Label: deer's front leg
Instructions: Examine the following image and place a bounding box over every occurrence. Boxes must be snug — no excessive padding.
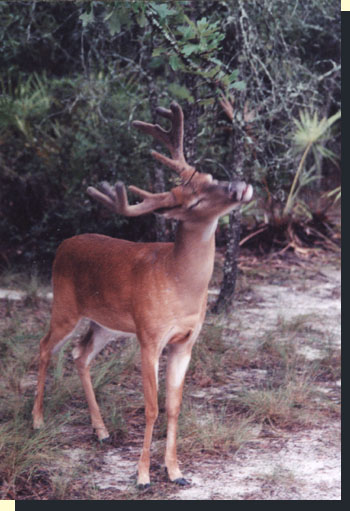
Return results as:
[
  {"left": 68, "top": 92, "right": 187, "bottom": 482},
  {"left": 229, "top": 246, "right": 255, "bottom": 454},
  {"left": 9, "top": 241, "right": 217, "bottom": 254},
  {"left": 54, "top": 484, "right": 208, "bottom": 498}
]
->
[
  {"left": 138, "top": 343, "right": 160, "bottom": 487},
  {"left": 165, "top": 341, "right": 193, "bottom": 485}
]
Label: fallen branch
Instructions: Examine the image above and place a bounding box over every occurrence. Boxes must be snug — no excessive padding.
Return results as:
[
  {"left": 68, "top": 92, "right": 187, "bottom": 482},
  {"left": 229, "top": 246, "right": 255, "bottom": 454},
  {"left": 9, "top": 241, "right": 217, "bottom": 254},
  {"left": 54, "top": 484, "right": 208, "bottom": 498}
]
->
[{"left": 239, "top": 226, "right": 268, "bottom": 247}]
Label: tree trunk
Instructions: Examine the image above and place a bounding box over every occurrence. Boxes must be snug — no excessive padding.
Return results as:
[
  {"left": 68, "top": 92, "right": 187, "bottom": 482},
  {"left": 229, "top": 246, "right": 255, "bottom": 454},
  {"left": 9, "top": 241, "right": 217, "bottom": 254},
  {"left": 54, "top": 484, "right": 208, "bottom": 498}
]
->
[
  {"left": 212, "top": 210, "right": 241, "bottom": 314},
  {"left": 213, "top": 112, "right": 245, "bottom": 314}
]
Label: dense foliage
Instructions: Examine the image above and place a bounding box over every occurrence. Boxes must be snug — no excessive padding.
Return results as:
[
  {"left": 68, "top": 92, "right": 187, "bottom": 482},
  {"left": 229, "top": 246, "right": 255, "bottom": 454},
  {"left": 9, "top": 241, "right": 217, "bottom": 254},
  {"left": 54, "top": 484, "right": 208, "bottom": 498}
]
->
[{"left": 0, "top": 0, "right": 340, "bottom": 272}]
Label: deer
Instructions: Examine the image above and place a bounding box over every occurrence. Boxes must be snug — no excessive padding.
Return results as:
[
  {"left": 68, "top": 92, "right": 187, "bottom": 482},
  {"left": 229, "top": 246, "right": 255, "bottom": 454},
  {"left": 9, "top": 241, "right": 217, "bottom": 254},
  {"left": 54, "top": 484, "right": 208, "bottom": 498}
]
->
[{"left": 32, "top": 101, "right": 253, "bottom": 488}]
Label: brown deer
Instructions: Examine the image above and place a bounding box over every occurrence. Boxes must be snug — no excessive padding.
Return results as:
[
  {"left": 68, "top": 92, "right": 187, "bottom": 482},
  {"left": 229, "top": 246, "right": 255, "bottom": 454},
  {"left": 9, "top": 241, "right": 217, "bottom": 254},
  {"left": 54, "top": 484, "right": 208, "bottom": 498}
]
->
[{"left": 32, "top": 102, "right": 253, "bottom": 487}]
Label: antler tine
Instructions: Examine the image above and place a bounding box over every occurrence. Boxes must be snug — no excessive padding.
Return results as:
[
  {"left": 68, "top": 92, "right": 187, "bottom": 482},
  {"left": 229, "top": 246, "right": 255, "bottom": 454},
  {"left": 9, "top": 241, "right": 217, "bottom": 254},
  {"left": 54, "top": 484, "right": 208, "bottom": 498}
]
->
[
  {"left": 87, "top": 182, "right": 177, "bottom": 217},
  {"left": 132, "top": 101, "right": 195, "bottom": 180},
  {"left": 155, "top": 103, "right": 184, "bottom": 159},
  {"left": 87, "top": 182, "right": 119, "bottom": 213}
]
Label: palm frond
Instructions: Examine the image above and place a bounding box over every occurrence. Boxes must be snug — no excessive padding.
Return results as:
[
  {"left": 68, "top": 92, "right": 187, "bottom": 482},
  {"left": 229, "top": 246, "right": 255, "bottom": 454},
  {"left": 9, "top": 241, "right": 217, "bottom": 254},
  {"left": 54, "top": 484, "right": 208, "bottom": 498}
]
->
[{"left": 292, "top": 109, "right": 340, "bottom": 150}]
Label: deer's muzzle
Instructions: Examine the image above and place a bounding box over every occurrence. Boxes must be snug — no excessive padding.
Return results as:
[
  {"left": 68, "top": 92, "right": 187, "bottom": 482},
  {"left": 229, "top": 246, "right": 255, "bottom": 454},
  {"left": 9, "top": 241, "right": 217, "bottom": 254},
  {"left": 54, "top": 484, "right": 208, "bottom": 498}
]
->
[{"left": 229, "top": 181, "right": 253, "bottom": 203}]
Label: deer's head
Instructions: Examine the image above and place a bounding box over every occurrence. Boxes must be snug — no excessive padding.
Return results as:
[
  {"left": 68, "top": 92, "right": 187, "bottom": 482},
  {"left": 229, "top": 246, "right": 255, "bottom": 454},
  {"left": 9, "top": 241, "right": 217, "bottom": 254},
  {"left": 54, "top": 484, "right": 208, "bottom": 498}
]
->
[{"left": 87, "top": 102, "right": 253, "bottom": 223}]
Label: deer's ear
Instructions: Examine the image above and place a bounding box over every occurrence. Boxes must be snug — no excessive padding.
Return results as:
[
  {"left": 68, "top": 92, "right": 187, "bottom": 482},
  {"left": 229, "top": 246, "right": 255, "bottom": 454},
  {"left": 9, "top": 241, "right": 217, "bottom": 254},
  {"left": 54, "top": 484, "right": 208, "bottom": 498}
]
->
[{"left": 153, "top": 188, "right": 184, "bottom": 219}]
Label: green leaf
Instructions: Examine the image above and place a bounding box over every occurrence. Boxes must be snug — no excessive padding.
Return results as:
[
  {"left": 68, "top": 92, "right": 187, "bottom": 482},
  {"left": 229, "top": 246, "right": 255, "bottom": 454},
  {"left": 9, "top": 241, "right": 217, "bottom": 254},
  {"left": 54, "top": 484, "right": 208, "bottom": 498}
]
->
[
  {"left": 325, "top": 110, "right": 341, "bottom": 129},
  {"left": 149, "top": 56, "right": 164, "bottom": 69},
  {"left": 150, "top": 2, "right": 177, "bottom": 19},
  {"left": 198, "top": 98, "right": 215, "bottom": 107},
  {"left": 203, "top": 65, "right": 221, "bottom": 78},
  {"left": 230, "top": 80, "right": 246, "bottom": 91},
  {"left": 130, "top": 2, "right": 146, "bottom": 14},
  {"left": 169, "top": 55, "right": 181, "bottom": 71},
  {"left": 197, "top": 17, "right": 208, "bottom": 30},
  {"left": 105, "top": 10, "right": 121, "bottom": 36},
  {"left": 177, "top": 25, "right": 197, "bottom": 40},
  {"left": 228, "top": 70, "right": 239, "bottom": 82},
  {"left": 152, "top": 47, "right": 165, "bottom": 57},
  {"left": 219, "top": 214, "right": 230, "bottom": 226},
  {"left": 210, "top": 57, "right": 224, "bottom": 66},
  {"left": 168, "top": 83, "right": 194, "bottom": 104},
  {"left": 182, "top": 43, "right": 199, "bottom": 57},
  {"left": 136, "top": 12, "right": 147, "bottom": 28},
  {"left": 79, "top": 11, "right": 94, "bottom": 28}
]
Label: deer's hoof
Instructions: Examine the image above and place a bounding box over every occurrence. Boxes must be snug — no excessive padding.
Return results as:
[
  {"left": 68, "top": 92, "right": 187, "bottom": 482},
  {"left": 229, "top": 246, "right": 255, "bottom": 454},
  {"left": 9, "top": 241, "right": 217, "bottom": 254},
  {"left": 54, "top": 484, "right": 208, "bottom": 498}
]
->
[
  {"left": 172, "top": 477, "right": 190, "bottom": 486},
  {"left": 93, "top": 428, "right": 110, "bottom": 443},
  {"left": 33, "top": 417, "right": 44, "bottom": 429},
  {"left": 137, "top": 483, "right": 151, "bottom": 490},
  {"left": 96, "top": 435, "right": 111, "bottom": 445}
]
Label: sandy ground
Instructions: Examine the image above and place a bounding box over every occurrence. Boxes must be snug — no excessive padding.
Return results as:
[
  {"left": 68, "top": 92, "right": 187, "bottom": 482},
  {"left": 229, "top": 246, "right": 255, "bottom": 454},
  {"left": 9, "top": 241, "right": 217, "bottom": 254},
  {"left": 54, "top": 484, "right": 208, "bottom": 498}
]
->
[{"left": 74, "top": 418, "right": 340, "bottom": 500}]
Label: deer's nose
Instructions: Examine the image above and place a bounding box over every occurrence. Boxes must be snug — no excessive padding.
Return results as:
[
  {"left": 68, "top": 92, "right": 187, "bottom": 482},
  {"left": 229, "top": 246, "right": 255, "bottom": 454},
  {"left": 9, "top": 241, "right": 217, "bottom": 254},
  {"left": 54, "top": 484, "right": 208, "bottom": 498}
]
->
[
  {"left": 228, "top": 181, "right": 245, "bottom": 200},
  {"left": 242, "top": 183, "right": 253, "bottom": 202},
  {"left": 227, "top": 181, "right": 253, "bottom": 202}
]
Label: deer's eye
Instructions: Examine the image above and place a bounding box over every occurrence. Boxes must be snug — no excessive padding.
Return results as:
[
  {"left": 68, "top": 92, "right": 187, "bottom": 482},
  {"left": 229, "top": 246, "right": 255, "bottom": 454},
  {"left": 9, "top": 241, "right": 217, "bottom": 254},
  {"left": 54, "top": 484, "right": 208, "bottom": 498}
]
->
[{"left": 188, "top": 198, "right": 205, "bottom": 210}]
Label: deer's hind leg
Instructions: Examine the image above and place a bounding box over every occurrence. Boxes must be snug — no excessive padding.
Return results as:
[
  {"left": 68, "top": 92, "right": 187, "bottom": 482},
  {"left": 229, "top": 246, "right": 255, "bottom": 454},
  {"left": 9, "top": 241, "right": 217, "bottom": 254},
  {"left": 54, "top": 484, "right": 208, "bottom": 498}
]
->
[
  {"left": 72, "top": 321, "right": 114, "bottom": 441},
  {"left": 32, "top": 315, "right": 80, "bottom": 429}
]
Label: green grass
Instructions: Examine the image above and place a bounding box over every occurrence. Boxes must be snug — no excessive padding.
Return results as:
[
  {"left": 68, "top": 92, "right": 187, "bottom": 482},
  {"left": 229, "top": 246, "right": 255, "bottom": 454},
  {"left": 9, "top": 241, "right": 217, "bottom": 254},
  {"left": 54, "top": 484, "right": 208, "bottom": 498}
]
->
[{"left": 176, "top": 402, "right": 258, "bottom": 455}]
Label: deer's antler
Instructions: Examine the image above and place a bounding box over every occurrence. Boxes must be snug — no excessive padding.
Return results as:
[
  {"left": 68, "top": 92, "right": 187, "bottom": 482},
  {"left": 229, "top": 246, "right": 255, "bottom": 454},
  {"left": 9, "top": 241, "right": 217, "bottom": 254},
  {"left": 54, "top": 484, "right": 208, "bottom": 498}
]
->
[
  {"left": 87, "top": 181, "right": 178, "bottom": 217},
  {"left": 132, "top": 101, "right": 195, "bottom": 181}
]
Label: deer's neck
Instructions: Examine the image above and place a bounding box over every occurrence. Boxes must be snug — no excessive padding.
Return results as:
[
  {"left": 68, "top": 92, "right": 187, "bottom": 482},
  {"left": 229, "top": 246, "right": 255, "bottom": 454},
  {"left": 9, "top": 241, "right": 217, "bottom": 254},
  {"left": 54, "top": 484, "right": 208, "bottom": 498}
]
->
[{"left": 170, "top": 219, "right": 217, "bottom": 292}]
